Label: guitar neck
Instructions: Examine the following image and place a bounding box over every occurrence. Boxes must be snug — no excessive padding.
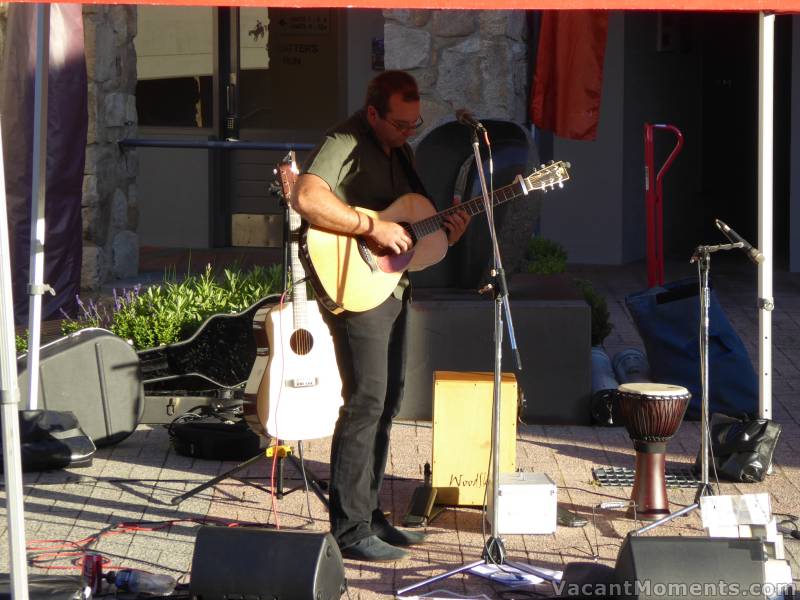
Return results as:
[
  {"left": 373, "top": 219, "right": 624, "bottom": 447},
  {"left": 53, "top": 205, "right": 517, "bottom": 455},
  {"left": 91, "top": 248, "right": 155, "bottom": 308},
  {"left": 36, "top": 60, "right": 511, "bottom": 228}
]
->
[
  {"left": 406, "top": 161, "right": 569, "bottom": 242},
  {"left": 289, "top": 205, "right": 309, "bottom": 328},
  {"left": 408, "top": 179, "right": 526, "bottom": 241}
]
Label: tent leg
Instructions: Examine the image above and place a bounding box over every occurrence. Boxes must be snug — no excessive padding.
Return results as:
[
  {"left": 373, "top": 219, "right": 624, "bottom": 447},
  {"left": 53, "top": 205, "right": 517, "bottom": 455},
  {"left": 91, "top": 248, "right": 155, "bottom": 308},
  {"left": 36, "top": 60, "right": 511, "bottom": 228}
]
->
[
  {"left": 0, "top": 116, "right": 32, "bottom": 600},
  {"left": 25, "top": 3, "right": 52, "bottom": 412},
  {"left": 758, "top": 11, "right": 774, "bottom": 422}
]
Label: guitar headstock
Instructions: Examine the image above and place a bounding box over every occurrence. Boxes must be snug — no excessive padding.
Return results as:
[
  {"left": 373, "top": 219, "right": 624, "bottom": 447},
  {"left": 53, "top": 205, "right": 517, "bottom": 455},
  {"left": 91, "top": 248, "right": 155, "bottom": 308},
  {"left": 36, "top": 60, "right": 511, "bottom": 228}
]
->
[
  {"left": 276, "top": 151, "right": 300, "bottom": 201},
  {"left": 525, "top": 161, "right": 571, "bottom": 193}
]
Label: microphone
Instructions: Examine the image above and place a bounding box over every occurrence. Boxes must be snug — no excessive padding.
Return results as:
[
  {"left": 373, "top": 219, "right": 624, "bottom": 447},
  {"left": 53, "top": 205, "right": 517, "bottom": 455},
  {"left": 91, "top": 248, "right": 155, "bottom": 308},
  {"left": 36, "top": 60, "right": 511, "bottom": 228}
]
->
[
  {"left": 455, "top": 108, "right": 485, "bottom": 131},
  {"left": 715, "top": 219, "right": 765, "bottom": 264}
]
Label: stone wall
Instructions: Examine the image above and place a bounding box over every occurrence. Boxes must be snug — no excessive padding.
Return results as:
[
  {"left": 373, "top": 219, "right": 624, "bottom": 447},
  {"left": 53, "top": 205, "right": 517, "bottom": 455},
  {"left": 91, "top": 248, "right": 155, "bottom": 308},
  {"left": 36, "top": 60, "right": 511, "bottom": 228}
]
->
[
  {"left": 383, "top": 9, "right": 529, "bottom": 132},
  {"left": 82, "top": 5, "right": 139, "bottom": 289}
]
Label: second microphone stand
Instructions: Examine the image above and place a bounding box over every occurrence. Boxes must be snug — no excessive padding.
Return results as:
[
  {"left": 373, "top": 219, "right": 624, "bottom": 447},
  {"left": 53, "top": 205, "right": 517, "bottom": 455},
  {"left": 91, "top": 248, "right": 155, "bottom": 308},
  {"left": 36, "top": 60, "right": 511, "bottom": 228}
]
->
[{"left": 634, "top": 240, "right": 742, "bottom": 535}]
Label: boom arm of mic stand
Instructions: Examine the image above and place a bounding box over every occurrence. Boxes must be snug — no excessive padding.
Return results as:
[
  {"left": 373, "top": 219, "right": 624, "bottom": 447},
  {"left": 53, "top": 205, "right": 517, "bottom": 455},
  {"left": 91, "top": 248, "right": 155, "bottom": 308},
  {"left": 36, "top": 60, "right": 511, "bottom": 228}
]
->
[{"left": 690, "top": 242, "right": 743, "bottom": 262}]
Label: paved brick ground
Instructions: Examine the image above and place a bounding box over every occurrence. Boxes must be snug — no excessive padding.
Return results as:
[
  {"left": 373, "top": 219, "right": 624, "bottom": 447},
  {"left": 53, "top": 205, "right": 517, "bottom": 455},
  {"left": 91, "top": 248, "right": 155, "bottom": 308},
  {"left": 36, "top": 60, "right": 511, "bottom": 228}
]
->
[{"left": 2, "top": 256, "right": 800, "bottom": 599}]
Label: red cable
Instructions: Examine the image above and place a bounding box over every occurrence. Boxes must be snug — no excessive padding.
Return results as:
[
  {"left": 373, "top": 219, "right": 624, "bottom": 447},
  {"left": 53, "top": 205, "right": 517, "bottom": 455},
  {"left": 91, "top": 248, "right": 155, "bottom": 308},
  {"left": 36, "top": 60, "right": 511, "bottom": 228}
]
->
[{"left": 27, "top": 517, "right": 266, "bottom": 571}]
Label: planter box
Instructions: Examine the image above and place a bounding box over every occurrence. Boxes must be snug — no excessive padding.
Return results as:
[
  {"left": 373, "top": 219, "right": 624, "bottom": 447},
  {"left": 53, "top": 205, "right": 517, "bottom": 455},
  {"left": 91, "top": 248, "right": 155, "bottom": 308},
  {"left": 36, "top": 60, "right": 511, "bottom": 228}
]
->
[{"left": 401, "top": 275, "right": 591, "bottom": 425}]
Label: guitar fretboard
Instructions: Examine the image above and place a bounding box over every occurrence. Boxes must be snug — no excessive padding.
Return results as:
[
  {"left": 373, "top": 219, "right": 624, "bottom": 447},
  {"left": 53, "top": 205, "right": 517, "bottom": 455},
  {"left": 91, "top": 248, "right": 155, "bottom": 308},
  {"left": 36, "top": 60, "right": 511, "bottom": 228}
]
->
[
  {"left": 278, "top": 154, "right": 310, "bottom": 331},
  {"left": 405, "top": 161, "right": 569, "bottom": 241},
  {"left": 289, "top": 208, "right": 308, "bottom": 329}
]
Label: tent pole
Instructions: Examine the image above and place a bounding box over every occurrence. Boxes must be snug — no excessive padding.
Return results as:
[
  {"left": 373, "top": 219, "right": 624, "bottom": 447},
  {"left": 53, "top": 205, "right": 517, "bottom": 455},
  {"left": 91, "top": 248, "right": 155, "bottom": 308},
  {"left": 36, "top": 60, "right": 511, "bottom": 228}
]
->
[
  {"left": 25, "top": 3, "right": 51, "bottom": 412},
  {"left": 758, "top": 12, "right": 774, "bottom": 421},
  {"left": 0, "top": 117, "right": 31, "bottom": 600}
]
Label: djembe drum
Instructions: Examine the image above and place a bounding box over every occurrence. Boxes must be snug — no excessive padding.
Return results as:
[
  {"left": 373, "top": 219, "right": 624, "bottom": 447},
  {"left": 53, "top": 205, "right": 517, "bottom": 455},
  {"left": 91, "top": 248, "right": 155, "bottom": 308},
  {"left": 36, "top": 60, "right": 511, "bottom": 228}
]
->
[{"left": 616, "top": 383, "right": 691, "bottom": 520}]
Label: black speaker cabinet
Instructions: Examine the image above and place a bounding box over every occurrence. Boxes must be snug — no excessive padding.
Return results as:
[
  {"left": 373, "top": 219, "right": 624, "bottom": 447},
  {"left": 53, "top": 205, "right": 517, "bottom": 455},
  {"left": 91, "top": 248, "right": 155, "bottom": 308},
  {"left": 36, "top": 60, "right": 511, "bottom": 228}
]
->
[
  {"left": 190, "top": 527, "right": 345, "bottom": 600},
  {"left": 615, "top": 536, "right": 767, "bottom": 600},
  {"left": 401, "top": 288, "right": 591, "bottom": 424}
]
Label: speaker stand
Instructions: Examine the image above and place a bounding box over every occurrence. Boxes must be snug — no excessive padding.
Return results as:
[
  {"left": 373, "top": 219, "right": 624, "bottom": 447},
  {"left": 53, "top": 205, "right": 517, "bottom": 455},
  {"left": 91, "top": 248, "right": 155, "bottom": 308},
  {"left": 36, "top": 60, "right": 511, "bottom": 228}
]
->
[{"left": 170, "top": 441, "right": 329, "bottom": 509}]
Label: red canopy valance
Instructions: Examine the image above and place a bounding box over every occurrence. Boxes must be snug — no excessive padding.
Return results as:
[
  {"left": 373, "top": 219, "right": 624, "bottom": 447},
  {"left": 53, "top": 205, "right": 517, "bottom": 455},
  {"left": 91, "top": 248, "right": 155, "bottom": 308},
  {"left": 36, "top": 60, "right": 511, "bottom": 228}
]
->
[{"left": 4, "top": 0, "right": 799, "bottom": 9}]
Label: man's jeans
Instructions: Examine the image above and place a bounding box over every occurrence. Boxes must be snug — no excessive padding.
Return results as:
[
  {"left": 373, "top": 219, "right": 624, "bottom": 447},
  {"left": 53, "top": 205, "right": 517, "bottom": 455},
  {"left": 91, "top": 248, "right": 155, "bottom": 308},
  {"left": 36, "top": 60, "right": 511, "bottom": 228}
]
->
[{"left": 322, "top": 294, "right": 409, "bottom": 548}]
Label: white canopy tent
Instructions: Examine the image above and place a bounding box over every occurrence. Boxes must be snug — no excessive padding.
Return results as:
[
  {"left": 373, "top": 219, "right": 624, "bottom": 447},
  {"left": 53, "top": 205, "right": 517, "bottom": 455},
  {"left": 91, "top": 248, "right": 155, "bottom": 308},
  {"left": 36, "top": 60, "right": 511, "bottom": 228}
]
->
[{"left": 0, "top": 4, "right": 789, "bottom": 600}]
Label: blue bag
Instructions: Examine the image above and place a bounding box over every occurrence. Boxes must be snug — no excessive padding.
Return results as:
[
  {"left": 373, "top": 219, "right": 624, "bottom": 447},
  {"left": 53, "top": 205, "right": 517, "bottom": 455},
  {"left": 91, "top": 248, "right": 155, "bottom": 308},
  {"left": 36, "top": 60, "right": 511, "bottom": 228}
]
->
[{"left": 625, "top": 278, "right": 757, "bottom": 419}]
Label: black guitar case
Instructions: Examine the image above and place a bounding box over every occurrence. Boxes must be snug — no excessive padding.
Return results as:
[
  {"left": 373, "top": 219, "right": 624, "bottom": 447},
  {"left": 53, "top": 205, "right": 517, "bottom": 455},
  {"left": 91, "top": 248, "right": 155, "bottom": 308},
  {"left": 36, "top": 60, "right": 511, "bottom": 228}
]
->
[
  {"left": 138, "top": 295, "right": 278, "bottom": 391},
  {"left": 17, "top": 328, "right": 144, "bottom": 446}
]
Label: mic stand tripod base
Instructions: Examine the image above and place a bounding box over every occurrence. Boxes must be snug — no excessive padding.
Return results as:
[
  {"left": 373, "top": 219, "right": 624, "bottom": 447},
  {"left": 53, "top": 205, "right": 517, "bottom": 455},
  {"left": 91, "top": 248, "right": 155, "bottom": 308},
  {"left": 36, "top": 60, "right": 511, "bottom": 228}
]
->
[{"left": 695, "top": 481, "right": 714, "bottom": 504}]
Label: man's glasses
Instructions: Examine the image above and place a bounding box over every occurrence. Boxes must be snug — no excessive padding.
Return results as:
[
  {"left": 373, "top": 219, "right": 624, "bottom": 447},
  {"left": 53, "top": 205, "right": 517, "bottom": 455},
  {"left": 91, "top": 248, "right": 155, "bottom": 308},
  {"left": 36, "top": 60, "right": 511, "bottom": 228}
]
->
[{"left": 382, "top": 114, "right": 424, "bottom": 133}]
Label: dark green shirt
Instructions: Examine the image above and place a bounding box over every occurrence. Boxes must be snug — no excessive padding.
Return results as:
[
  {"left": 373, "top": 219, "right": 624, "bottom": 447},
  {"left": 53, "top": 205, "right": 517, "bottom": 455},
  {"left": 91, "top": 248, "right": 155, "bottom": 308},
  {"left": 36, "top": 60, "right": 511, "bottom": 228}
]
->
[
  {"left": 303, "top": 109, "right": 419, "bottom": 300},
  {"left": 303, "top": 109, "right": 416, "bottom": 210}
]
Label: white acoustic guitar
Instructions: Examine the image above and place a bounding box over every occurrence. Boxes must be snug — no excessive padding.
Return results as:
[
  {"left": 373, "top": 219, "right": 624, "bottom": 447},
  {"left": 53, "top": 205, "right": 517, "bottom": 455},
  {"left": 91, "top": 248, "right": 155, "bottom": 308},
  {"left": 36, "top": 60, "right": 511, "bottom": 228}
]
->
[
  {"left": 301, "top": 161, "right": 571, "bottom": 314},
  {"left": 244, "top": 153, "right": 342, "bottom": 441}
]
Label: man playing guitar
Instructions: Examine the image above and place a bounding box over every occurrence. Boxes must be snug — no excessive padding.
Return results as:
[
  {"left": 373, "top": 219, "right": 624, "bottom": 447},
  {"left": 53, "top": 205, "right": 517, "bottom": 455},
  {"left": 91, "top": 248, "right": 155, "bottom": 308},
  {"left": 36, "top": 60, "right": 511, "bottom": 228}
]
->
[{"left": 291, "top": 71, "right": 471, "bottom": 562}]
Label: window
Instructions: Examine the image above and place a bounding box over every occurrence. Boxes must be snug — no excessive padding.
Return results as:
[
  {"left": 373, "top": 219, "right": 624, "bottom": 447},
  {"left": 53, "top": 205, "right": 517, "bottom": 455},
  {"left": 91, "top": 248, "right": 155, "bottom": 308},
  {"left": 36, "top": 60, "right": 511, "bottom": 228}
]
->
[
  {"left": 135, "top": 6, "right": 214, "bottom": 128},
  {"left": 238, "top": 8, "right": 342, "bottom": 131}
]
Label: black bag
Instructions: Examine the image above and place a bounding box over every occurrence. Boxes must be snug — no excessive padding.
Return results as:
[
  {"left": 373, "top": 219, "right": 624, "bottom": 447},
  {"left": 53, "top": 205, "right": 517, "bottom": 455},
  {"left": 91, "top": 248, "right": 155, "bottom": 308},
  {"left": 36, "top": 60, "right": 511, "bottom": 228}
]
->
[
  {"left": 0, "top": 574, "right": 86, "bottom": 600},
  {"left": 695, "top": 413, "right": 782, "bottom": 483},
  {"left": 0, "top": 410, "right": 95, "bottom": 472},
  {"left": 625, "top": 279, "right": 758, "bottom": 419},
  {"left": 168, "top": 409, "right": 260, "bottom": 461}
]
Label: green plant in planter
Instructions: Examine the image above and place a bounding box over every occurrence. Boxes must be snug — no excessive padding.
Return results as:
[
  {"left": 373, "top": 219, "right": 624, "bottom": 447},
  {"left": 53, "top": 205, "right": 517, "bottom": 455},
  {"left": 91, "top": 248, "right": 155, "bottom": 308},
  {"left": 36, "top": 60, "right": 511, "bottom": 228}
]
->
[
  {"left": 574, "top": 278, "right": 613, "bottom": 346},
  {"left": 15, "top": 334, "right": 27, "bottom": 355},
  {"left": 61, "top": 263, "right": 282, "bottom": 350},
  {"left": 525, "top": 237, "right": 568, "bottom": 275},
  {"left": 523, "top": 236, "right": 613, "bottom": 346}
]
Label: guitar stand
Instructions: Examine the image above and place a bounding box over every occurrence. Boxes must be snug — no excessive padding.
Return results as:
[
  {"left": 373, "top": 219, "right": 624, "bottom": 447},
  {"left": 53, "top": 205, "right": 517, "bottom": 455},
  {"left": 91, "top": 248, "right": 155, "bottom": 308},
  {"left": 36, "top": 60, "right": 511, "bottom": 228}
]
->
[
  {"left": 170, "top": 441, "right": 329, "bottom": 509},
  {"left": 268, "top": 443, "right": 330, "bottom": 507}
]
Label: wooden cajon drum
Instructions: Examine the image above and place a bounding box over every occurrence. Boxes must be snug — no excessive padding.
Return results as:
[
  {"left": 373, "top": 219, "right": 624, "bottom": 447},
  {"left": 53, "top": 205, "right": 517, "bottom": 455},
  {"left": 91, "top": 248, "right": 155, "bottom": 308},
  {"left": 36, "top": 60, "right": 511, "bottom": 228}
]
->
[{"left": 432, "top": 371, "right": 517, "bottom": 506}]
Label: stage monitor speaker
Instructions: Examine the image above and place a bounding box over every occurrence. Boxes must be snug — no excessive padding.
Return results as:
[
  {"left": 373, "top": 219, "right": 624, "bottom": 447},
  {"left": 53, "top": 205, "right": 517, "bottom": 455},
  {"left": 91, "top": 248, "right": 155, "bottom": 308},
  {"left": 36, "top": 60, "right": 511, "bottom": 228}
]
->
[
  {"left": 190, "top": 526, "right": 345, "bottom": 600},
  {"left": 615, "top": 536, "right": 767, "bottom": 600}
]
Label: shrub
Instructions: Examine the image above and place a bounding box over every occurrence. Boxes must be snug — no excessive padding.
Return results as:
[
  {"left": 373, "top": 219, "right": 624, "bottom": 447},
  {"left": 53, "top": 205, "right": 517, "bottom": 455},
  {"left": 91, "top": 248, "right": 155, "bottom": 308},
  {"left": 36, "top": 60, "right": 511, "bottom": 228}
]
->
[
  {"left": 525, "top": 237, "right": 568, "bottom": 275},
  {"left": 16, "top": 334, "right": 27, "bottom": 355},
  {"left": 61, "top": 263, "right": 282, "bottom": 350},
  {"left": 574, "top": 278, "right": 613, "bottom": 346}
]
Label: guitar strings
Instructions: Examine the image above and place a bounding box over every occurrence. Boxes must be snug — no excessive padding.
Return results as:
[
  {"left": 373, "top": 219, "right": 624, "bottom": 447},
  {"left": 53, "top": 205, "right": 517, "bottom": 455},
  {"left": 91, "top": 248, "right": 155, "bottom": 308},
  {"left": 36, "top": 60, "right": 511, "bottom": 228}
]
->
[{"left": 406, "top": 166, "right": 559, "bottom": 239}]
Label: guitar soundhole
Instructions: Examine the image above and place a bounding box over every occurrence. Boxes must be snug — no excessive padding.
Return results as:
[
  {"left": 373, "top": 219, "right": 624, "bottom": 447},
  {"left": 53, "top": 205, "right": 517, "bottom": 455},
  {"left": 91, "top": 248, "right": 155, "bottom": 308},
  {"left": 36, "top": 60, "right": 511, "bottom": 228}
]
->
[{"left": 290, "top": 329, "right": 314, "bottom": 355}]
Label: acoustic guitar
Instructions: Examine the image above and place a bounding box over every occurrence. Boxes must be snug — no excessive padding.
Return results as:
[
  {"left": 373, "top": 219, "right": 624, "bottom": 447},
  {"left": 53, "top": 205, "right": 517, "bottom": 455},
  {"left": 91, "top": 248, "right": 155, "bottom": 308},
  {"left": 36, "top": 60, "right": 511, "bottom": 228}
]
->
[
  {"left": 301, "top": 161, "right": 571, "bottom": 314},
  {"left": 244, "top": 153, "right": 342, "bottom": 441}
]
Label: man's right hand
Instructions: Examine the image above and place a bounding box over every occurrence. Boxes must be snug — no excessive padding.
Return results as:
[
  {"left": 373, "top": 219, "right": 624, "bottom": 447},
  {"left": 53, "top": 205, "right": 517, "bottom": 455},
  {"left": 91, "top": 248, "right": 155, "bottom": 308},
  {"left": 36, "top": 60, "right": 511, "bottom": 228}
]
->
[{"left": 368, "top": 219, "right": 414, "bottom": 255}]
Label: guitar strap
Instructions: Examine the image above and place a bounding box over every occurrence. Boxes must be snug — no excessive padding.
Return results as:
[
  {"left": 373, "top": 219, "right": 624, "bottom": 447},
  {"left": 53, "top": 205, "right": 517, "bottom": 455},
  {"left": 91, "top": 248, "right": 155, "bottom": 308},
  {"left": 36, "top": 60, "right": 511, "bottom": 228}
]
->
[{"left": 397, "top": 144, "right": 430, "bottom": 198}]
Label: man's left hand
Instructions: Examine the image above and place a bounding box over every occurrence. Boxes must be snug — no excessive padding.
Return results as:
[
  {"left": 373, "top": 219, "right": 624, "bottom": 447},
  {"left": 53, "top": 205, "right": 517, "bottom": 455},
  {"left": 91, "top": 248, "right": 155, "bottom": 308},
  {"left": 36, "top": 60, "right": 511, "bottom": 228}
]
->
[{"left": 443, "top": 196, "right": 471, "bottom": 247}]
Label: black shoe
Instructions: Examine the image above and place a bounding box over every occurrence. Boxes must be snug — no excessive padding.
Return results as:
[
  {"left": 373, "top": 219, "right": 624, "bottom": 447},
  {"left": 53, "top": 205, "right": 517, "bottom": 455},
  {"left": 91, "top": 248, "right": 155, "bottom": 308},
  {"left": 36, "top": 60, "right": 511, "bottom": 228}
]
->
[
  {"left": 372, "top": 512, "right": 426, "bottom": 546},
  {"left": 340, "top": 535, "right": 408, "bottom": 562}
]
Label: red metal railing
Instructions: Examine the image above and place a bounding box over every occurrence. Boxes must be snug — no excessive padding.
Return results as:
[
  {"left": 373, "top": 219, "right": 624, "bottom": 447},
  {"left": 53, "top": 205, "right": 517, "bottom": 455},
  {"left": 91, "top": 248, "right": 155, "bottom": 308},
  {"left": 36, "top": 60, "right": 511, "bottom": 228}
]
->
[{"left": 644, "top": 123, "right": 684, "bottom": 287}]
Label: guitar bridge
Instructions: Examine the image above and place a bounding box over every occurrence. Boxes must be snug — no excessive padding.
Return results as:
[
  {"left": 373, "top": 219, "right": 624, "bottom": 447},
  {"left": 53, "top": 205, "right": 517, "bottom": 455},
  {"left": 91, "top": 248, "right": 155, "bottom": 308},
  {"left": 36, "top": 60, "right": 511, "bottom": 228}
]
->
[{"left": 287, "top": 376, "right": 318, "bottom": 388}]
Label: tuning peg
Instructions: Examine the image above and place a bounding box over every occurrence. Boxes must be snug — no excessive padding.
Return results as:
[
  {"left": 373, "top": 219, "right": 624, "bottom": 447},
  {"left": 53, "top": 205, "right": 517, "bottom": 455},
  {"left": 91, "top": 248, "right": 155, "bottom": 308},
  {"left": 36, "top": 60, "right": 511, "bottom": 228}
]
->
[
  {"left": 540, "top": 164, "right": 546, "bottom": 169},
  {"left": 547, "top": 160, "right": 554, "bottom": 165},
  {"left": 558, "top": 182, "right": 564, "bottom": 188}
]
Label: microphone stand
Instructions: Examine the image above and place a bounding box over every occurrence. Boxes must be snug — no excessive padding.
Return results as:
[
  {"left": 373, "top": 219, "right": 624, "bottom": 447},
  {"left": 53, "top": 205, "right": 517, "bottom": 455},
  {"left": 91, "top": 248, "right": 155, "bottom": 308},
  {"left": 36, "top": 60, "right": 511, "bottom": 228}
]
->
[
  {"left": 632, "top": 240, "right": 742, "bottom": 536},
  {"left": 398, "top": 126, "right": 553, "bottom": 597}
]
